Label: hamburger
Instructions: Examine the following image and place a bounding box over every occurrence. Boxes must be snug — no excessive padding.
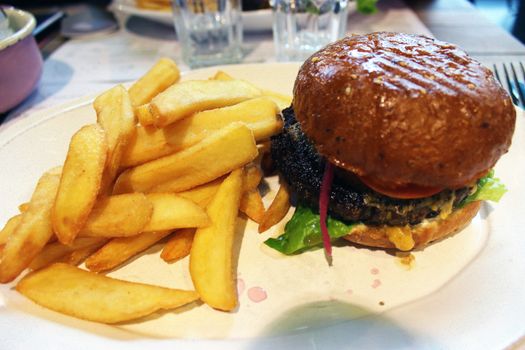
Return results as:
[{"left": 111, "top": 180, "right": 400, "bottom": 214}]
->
[{"left": 265, "top": 32, "right": 516, "bottom": 255}]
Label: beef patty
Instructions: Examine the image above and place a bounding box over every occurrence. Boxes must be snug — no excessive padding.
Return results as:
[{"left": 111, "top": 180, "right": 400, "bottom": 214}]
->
[{"left": 271, "top": 107, "right": 471, "bottom": 226}]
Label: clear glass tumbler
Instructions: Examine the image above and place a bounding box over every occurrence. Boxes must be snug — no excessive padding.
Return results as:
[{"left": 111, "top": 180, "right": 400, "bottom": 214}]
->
[
  {"left": 172, "top": 0, "right": 243, "bottom": 68},
  {"left": 271, "top": 0, "right": 349, "bottom": 61}
]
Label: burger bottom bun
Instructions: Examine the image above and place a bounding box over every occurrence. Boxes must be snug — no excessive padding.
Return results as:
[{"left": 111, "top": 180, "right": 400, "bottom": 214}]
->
[{"left": 343, "top": 201, "right": 482, "bottom": 250}]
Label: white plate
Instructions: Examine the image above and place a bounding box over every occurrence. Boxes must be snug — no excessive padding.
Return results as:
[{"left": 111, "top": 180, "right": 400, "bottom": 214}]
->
[
  {"left": 111, "top": 0, "right": 273, "bottom": 31},
  {"left": 0, "top": 63, "right": 524, "bottom": 350}
]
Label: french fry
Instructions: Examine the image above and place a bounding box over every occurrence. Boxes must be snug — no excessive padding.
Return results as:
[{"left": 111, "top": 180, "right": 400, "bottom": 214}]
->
[
  {"left": 85, "top": 231, "right": 171, "bottom": 272},
  {"left": 143, "top": 193, "right": 209, "bottom": 232},
  {"left": 94, "top": 85, "right": 135, "bottom": 149},
  {"left": 114, "top": 123, "right": 258, "bottom": 194},
  {"left": 258, "top": 184, "right": 291, "bottom": 233},
  {"left": 160, "top": 228, "right": 195, "bottom": 263},
  {"left": 52, "top": 124, "right": 107, "bottom": 245},
  {"left": 190, "top": 168, "right": 243, "bottom": 311},
  {"left": 150, "top": 80, "right": 261, "bottom": 127},
  {"left": 128, "top": 57, "right": 180, "bottom": 109},
  {"left": 29, "top": 237, "right": 105, "bottom": 271},
  {"left": 211, "top": 70, "right": 234, "bottom": 81},
  {"left": 0, "top": 214, "right": 22, "bottom": 245},
  {"left": 243, "top": 163, "right": 263, "bottom": 192},
  {"left": 188, "top": 97, "right": 281, "bottom": 141},
  {"left": 135, "top": 104, "right": 156, "bottom": 126},
  {"left": 120, "top": 125, "right": 207, "bottom": 168},
  {"left": 79, "top": 193, "right": 153, "bottom": 237},
  {"left": 177, "top": 177, "right": 224, "bottom": 208},
  {"left": 239, "top": 190, "right": 265, "bottom": 223},
  {"left": 212, "top": 70, "right": 292, "bottom": 110},
  {"left": 260, "top": 89, "right": 292, "bottom": 111},
  {"left": 121, "top": 97, "right": 280, "bottom": 167},
  {"left": 257, "top": 141, "right": 275, "bottom": 175},
  {"left": 238, "top": 164, "right": 265, "bottom": 222},
  {"left": 58, "top": 240, "right": 108, "bottom": 266},
  {"left": 17, "top": 263, "right": 198, "bottom": 324},
  {"left": 0, "top": 168, "right": 61, "bottom": 283},
  {"left": 94, "top": 85, "right": 135, "bottom": 194}
]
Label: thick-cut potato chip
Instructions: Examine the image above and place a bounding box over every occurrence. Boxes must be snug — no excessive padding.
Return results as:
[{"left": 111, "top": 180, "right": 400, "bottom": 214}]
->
[
  {"left": 29, "top": 237, "right": 105, "bottom": 271},
  {"left": 79, "top": 193, "right": 153, "bottom": 237},
  {"left": 121, "top": 97, "right": 280, "bottom": 167},
  {"left": 85, "top": 230, "right": 171, "bottom": 272},
  {"left": 94, "top": 85, "right": 135, "bottom": 151},
  {"left": 258, "top": 184, "right": 291, "bottom": 233},
  {"left": 239, "top": 190, "right": 265, "bottom": 223},
  {"left": 17, "top": 263, "right": 198, "bottom": 323},
  {"left": 94, "top": 85, "right": 135, "bottom": 194},
  {"left": 58, "top": 240, "right": 107, "bottom": 266},
  {"left": 114, "top": 123, "right": 258, "bottom": 194},
  {"left": 128, "top": 57, "right": 180, "bottom": 108},
  {"left": 211, "top": 70, "right": 234, "bottom": 81},
  {"left": 150, "top": 80, "right": 261, "bottom": 127},
  {"left": 260, "top": 89, "right": 292, "bottom": 111},
  {"left": 238, "top": 164, "right": 264, "bottom": 222},
  {"left": 0, "top": 169, "right": 61, "bottom": 283},
  {"left": 187, "top": 97, "right": 280, "bottom": 141},
  {"left": 52, "top": 124, "right": 107, "bottom": 245},
  {"left": 18, "top": 203, "right": 29, "bottom": 212},
  {"left": 190, "top": 168, "right": 243, "bottom": 311},
  {"left": 143, "top": 194, "right": 209, "bottom": 232},
  {"left": 243, "top": 163, "right": 263, "bottom": 192},
  {"left": 135, "top": 104, "right": 156, "bottom": 126},
  {"left": 0, "top": 214, "right": 22, "bottom": 245},
  {"left": 177, "top": 177, "right": 224, "bottom": 208},
  {"left": 211, "top": 70, "right": 292, "bottom": 111},
  {"left": 258, "top": 141, "right": 275, "bottom": 175},
  {"left": 160, "top": 228, "right": 195, "bottom": 263}
]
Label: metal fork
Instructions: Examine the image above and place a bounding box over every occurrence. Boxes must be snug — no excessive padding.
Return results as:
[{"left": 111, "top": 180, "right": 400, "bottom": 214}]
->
[{"left": 492, "top": 62, "right": 525, "bottom": 109}]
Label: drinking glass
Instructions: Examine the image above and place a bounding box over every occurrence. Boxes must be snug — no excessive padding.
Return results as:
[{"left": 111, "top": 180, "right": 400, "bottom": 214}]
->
[
  {"left": 270, "top": 0, "right": 349, "bottom": 61},
  {"left": 172, "top": 0, "right": 243, "bottom": 68}
]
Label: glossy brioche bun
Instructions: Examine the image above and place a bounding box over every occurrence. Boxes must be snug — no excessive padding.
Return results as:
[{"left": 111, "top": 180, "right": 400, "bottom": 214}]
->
[
  {"left": 343, "top": 201, "right": 481, "bottom": 250},
  {"left": 293, "top": 32, "right": 516, "bottom": 189}
]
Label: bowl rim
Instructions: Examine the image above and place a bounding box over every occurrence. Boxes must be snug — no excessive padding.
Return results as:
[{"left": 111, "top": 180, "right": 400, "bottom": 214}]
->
[{"left": 0, "top": 7, "right": 36, "bottom": 51}]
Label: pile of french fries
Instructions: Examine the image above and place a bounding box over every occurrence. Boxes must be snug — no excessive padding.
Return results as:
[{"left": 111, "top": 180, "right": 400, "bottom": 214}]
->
[{"left": 0, "top": 58, "right": 294, "bottom": 324}]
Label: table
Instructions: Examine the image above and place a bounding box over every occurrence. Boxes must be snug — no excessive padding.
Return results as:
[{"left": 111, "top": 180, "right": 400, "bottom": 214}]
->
[
  {"left": 406, "top": 0, "right": 525, "bottom": 66},
  {"left": 3, "top": 0, "right": 524, "bottom": 124}
]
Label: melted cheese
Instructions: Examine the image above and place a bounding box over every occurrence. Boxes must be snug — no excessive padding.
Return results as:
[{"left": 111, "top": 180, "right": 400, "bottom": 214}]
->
[
  {"left": 386, "top": 226, "right": 415, "bottom": 251},
  {"left": 396, "top": 252, "right": 416, "bottom": 270}
]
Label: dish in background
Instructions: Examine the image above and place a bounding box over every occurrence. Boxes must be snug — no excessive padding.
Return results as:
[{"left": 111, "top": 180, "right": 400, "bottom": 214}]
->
[
  {"left": 0, "top": 63, "right": 523, "bottom": 349},
  {"left": 0, "top": 7, "right": 43, "bottom": 113},
  {"left": 111, "top": 0, "right": 273, "bottom": 31}
]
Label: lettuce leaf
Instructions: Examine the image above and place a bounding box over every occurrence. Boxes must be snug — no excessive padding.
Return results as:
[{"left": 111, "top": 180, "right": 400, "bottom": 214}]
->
[
  {"left": 266, "top": 171, "right": 506, "bottom": 255},
  {"left": 264, "top": 205, "right": 357, "bottom": 255},
  {"left": 459, "top": 170, "right": 507, "bottom": 206}
]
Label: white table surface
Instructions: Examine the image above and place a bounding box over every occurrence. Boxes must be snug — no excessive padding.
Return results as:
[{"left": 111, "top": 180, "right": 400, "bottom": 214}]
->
[{"left": 4, "top": 0, "right": 431, "bottom": 124}]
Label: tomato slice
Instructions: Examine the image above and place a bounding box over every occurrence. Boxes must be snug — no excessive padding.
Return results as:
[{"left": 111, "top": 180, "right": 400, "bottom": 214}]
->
[{"left": 359, "top": 175, "right": 443, "bottom": 199}]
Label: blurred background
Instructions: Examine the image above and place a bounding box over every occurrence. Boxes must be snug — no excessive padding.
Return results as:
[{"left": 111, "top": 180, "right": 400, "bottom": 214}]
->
[{"left": 2, "top": 0, "right": 524, "bottom": 45}]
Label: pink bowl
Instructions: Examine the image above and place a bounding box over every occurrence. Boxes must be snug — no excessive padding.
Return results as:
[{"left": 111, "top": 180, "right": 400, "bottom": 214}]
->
[{"left": 0, "top": 8, "right": 43, "bottom": 113}]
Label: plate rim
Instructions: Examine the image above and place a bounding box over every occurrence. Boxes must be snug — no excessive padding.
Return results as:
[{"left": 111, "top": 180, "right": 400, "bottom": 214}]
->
[{"left": 1, "top": 62, "right": 524, "bottom": 350}]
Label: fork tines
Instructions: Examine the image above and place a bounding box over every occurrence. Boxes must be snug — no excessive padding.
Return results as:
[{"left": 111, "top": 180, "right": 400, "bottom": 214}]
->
[{"left": 493, "top": 62, "right": 525, "bottom": 109}]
